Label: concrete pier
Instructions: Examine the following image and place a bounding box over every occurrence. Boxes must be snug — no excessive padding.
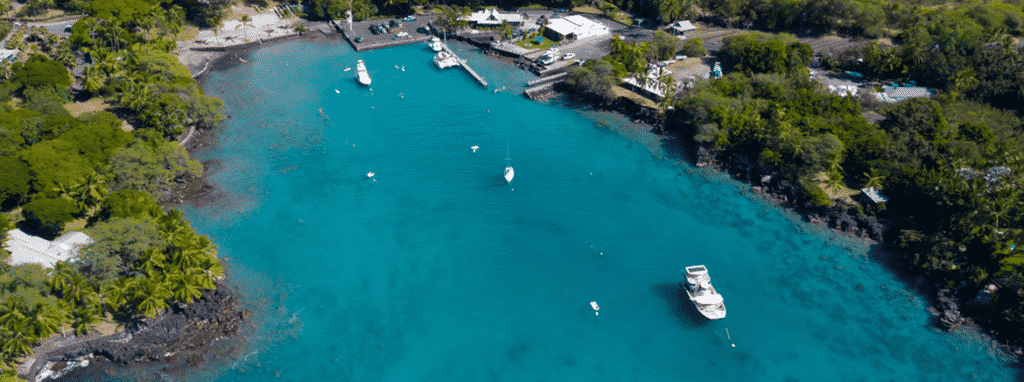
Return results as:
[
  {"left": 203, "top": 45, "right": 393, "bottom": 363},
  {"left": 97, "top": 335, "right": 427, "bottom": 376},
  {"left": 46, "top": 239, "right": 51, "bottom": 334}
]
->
[
  {"left": 526, "top": 72, "right": 568, "bottom": 86},
  {"left": 442, "top": 44, "right": 488, "bottom": 88}
]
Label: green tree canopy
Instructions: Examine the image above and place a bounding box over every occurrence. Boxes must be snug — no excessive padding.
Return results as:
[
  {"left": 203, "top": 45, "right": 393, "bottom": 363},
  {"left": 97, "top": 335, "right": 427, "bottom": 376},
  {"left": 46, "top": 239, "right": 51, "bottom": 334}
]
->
[
  {"left": 58, "top": 120, "right": 133, "bottom": 166},
  {"left": 99, "top": 189, "right": 163, "bottom": 220},
  {"left": 80, "top": 217, "right": 164, "bottom": 283},
  {"left": 0, "top": 157, "right": 31, "bottom": 208},
  {"left": 22, "top": 197, "right": 81, "bottom": 238},
  {"left": 20, "top": 140, "right": 95, "bottom": 196},
  {"left": 107, "top": 138, "right": 202, "bottom": 201},
  {"left": 11, "top": 59, "right": 72, "bottom": 90}
]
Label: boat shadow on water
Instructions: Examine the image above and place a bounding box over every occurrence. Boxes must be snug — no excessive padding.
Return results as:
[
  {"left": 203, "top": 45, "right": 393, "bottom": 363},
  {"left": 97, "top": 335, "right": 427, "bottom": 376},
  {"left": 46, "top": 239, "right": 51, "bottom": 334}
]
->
[{"left": 651, "top": 282, "right": 713, "bottom": 328}]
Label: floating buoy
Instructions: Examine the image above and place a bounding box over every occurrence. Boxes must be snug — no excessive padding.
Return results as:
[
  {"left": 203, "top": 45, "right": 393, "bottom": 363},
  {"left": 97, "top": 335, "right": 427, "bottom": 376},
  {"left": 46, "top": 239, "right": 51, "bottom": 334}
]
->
[{"left": 471, "top": 145, "right": 479, "bottom": 153}]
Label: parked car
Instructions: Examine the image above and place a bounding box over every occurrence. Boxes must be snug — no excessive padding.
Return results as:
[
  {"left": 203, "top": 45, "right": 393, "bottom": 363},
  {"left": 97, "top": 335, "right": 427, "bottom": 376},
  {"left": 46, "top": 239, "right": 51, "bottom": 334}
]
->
[
  {"left": 403, "top": 15, "right": 417, "bottom": 21},
  {"left": 370, "top": 25, "right": 380, "bottom": 34},
  {"left": 354, "top": 36, "right": 364, "bottom": 42},
  {"left": 550, "top": 13, "right": 561, "bottom": 18},
  {"left": 562, "top": 53, "right": 576, "bottom": 60},
  {"left": 389, "top": 19, "right": 401, "bottom": 28}
]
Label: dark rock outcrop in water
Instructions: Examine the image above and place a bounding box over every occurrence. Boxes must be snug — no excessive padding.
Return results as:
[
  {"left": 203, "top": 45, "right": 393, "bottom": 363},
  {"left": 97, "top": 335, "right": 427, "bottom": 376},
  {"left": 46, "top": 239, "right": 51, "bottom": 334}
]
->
[{"left": 24, "top": 285, "right": 246, "bottom": 381}]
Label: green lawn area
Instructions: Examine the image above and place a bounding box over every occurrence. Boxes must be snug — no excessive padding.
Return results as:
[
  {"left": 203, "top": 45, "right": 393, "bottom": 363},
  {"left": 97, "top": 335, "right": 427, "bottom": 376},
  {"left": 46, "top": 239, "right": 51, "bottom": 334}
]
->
[
  {"left": 573, "top": 6, "right": 602, "bottom": 14},
  {"left": 516, "top": 34, "right": 557, "bottom": 50},
  {"left": 606, "top": 11, "right": 634, "bottom": 26}
]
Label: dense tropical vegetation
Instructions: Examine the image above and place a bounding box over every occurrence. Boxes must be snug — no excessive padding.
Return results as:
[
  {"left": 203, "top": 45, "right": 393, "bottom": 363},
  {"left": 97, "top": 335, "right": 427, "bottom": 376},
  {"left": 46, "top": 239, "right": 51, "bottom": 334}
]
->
[{"left": 1, "top": 0, "right": 227, "bottom": 376}]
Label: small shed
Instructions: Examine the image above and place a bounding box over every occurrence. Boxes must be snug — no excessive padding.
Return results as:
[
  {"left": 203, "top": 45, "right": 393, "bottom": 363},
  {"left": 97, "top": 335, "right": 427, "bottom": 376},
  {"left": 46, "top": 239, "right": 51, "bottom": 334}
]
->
[{"left": 668, "top": 21, "right": 697, "bottom": 37}]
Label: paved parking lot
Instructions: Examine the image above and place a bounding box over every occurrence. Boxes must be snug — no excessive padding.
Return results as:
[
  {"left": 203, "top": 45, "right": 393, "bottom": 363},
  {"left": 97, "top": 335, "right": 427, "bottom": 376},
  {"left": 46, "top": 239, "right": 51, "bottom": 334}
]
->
[{"left": 339, "top": 15, "right": 437, "bottom": 51}]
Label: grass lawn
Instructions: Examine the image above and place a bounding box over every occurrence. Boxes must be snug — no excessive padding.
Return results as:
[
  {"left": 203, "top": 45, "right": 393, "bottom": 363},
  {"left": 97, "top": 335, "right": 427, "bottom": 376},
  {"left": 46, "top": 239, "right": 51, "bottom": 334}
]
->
[
  {"left": 573, "top": 6, "right": 602, "bottom": 14},
  {"left": 612, "top": 85, "right": 658, "bottom": 108},
  {"left": 516, "top": 35, "right": 557, "bottom": 50},
  {"left": 607, "top": 11, "right": 634, "bottom": 26},
  {"left": 813, "top": 171, "right": 862, "bottom": 203}
]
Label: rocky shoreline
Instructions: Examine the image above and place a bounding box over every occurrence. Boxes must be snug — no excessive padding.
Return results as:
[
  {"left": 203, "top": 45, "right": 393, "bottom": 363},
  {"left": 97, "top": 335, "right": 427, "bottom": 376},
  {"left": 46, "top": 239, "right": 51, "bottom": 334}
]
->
[{"left": 20, "top": 285, "right": 248, "bottom": 382}]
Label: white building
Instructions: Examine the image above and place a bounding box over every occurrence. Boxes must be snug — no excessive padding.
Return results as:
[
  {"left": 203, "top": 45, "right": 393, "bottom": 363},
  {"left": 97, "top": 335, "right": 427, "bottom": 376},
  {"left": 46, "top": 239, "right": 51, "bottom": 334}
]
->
[
  {"left": 461, "top": 8, "right": 525, "bottom": 26},
  {"left": 4, "top": 229, "right": 93, "bottom": 269},
  {"left": 545, "top": 15, "right": 609, "bottom": 41},
  {"left": 668, "top": 20, "right": 697, "bottom": 37}
]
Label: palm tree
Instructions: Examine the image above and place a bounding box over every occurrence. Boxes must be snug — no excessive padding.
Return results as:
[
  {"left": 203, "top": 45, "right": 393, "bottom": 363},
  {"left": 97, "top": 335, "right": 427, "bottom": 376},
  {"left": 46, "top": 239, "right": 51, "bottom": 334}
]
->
[
  {"left": 0, "top": 298, "right": 26, "bottom": 330},
  {"left": 71, "top": 307, "right": 98, "bottom": 336},
  {"left": 138, "top": 248, "right": 167, "bottom": 277},
  {"left": 83, "top": 66, "right": 104, "bottom": 94},
  {"left": 72, "top": 172, "right": 109, "bottom": 212},
  {"left": 50, "top": 261, "right": 76, "bottom": 293},
  {"left": 51, "top": 181, "right": 78, "bottom": 203},
  {"left": 1, "top": 325, "right": 35, "bottom": 357},
  {"left": 863, "top": 169, "right": 885, "bottom": 189},
  {"left": 240, "top": 15, "right": 252, "bottom": 42},
  {"left": 27, "top": 302, "right": 63, "bottom": 338},
  {"left": 134, "top": 280, "right": 171, "bottom": 318},
  {"left": 103, "top": 278, "right": 134, "bottom": 314}
]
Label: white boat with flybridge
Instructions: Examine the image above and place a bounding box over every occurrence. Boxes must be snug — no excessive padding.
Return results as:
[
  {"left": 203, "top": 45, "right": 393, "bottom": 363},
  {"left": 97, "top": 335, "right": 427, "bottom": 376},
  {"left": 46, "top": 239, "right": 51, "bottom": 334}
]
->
[
  {"left": 434, "top": 51, "right": 459, "bottom": 69},
  {"left": 682, "top": 265, "right": 726, "bottom": 320},
  {"left": 355, "top": 59, "right": 371, "bottom": 85},
  {"left": 428, "top": 36, "right": 443, "bottom": 52}
]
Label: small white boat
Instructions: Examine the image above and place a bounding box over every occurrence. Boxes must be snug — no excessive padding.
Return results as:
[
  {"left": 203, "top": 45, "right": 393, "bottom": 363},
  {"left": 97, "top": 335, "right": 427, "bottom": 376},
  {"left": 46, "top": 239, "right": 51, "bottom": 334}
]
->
[
  {"left": 470, "top": 145, "right": 479, "bottom": 153},
  {"left": 493, "top": 86, "right": 506, "bottom": 93},
  {"left": 590, "top": 301, "right": 599, "bottom": 311},
  {"left": 682, "top": 265, "right": 726, "bottom": 320},
  {"left": 504, "top": 166, "right": 514, "bottom": 183},
  {"left": 401, "top": 65, "right": 405, "bottom": 71},
  {"left": 434, "top": 51, "right": 459, "bottom": 69},
  {"left": 344, "top": 67, "right": 352, "bottom": 71},
  {"left": 395, "top": 64, "right": 400, "bottom": 69},
  {"left": 367, "top": 172, "right": 375, "bottom": 178},
  {"left": 355, "top": 60, "right": 371, "bottom": 86}
]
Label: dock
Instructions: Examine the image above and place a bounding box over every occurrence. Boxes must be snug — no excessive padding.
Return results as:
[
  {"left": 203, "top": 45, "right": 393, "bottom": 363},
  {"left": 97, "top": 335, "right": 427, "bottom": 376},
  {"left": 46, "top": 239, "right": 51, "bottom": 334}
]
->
[
  {"left": 441, "top": 44, "right": 488, "bottom": 88},
  {"left": 526, "top": 72, "right": 568, "bottom": 86}
]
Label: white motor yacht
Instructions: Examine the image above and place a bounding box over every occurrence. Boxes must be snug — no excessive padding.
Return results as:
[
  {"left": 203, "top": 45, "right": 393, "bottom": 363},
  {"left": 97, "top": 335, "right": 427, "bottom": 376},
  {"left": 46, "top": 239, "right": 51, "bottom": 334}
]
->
[
  {"left": 355, "top": 60, "right": 371, "bottom": 85},
  {"left": 682, "top": 265, "right": 726, "bottom": 320},
  {"left": 428, "top": 36, "right": 443, "bottom": 52},
  {"left": 504, "top": 166, "right": 514, "bottom": 183}
]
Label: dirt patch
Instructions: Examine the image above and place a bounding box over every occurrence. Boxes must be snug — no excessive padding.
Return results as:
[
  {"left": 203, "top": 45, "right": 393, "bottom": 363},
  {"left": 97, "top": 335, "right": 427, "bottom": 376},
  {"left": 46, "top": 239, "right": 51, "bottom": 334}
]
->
[{"left": 63, "top": 98, "right": 109, "bottom": 117}]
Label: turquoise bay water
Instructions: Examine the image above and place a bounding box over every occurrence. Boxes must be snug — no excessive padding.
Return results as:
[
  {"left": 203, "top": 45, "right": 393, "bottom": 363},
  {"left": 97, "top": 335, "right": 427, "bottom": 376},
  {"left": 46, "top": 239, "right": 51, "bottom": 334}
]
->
[{"left": 166, "top": 39, "right": 1014, "bottom": 381}]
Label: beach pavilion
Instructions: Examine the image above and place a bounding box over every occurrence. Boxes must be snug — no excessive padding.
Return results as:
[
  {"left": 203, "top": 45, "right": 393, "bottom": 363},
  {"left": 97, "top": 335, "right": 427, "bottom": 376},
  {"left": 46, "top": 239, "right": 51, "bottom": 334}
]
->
[
  {"left": 667, "top": 20, "right": 697, "bottom": 37},
  {"left": 3, "top": 229, "right": 93, "bottom": 269},
  {"left": 461, "top": 8, "right": 525, "bottom": 27}
]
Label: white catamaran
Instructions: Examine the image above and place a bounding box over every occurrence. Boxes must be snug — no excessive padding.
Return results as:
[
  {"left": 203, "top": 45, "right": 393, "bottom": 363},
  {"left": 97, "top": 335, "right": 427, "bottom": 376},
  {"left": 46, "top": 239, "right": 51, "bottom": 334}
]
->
[
  {"left": 355, "top": 59, "right": 371, "bottom": 86},
  {"left": 682, "top": 265, "right": 726, "bottom": 320}
]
